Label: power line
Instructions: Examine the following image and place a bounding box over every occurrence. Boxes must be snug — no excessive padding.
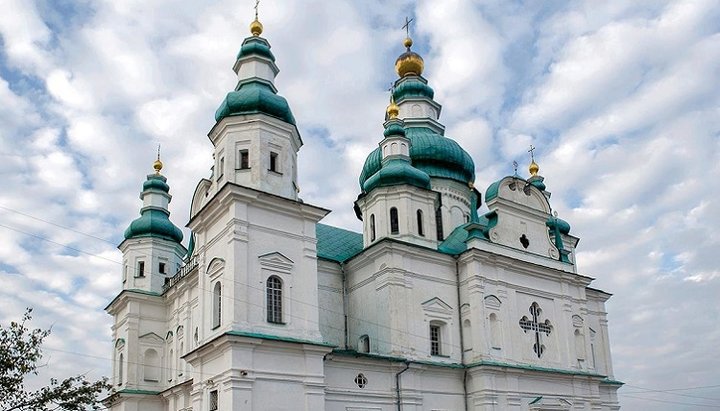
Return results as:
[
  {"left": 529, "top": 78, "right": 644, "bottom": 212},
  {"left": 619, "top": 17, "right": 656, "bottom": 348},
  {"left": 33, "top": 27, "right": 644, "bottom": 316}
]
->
[{"left": 0, "top": 204, "right": 116, "bottom": 245}]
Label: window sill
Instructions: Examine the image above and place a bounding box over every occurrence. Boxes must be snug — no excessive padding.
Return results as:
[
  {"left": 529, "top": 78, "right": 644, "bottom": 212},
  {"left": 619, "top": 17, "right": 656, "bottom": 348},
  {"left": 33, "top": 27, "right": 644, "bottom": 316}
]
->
[
  {"left": 431, "top": 354, "right": 450, "bottom": 358},
  {"left": 267, "top": 170, "right": 283, "bottom": 176},
  {"left": 267, "top": 321, "right": 286, "bottom": 325},
  {"left": 211, "top": 325, "right": 220, "bottom": 331},
  {"left": 235, "top": 168, "right": 251, "bottom": 171}
]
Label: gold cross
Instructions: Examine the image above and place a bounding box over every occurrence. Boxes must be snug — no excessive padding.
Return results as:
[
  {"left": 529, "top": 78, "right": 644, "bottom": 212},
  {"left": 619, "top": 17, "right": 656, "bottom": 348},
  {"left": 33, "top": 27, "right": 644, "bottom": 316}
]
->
[
  {"left": 254, "top": 0, "right": 260, "bottom": 20},
  {"left": 528, "top": 144, "right": 536, "bottom": 161}
]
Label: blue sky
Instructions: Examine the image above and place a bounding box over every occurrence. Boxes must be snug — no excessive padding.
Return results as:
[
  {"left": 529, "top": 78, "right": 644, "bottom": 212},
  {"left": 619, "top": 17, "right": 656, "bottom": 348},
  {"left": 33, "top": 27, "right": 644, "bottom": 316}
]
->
[{"left": 1, "top": 1, "right": 719, "bottom": 409}]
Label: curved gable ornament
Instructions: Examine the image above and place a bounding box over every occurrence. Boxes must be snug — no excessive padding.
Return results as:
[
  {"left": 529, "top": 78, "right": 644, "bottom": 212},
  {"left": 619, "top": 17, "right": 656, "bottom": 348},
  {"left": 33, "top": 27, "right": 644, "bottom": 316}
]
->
[
  {"left": 484, "top": 295, "right": 502, "bottom": 309},
  {"left": 207, "top": 257, "right": 225, "bottom": 277}
]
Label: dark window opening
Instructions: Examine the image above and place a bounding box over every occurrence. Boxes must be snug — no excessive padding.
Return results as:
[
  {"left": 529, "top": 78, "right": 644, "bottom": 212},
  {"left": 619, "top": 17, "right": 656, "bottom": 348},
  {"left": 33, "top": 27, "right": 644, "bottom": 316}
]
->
[
  {"left": 159, "top": 262, "right": 166, "bottom": 275},
  {"left": 520, "top": 234, "right": 530, "bottom": 249},
  {"left": 435, "top": 207, "right": 444, "bottom": 241},
  {"left": 269, "top": 152, "right": 278, "bottom": 172},
  {"left": 370, "top": 214, "right": 376, "bottom": 241},
  {"left": 417, "top": 209, "right": 424, "bottom": 237},
  {"left": 212, "top": 282, "right": 221, "bottom": 329},
  {"left": 390, "top": 208, "right": 399, "bottom": 235},
  {"left": 209, "top": 390, "right": 218, "bottom": 411},
  {"left": 137, "top": 261, "right": 145, "bottom": 277},
  {"left": 239, "top": 149, "right": 250, "bottom": 169}
]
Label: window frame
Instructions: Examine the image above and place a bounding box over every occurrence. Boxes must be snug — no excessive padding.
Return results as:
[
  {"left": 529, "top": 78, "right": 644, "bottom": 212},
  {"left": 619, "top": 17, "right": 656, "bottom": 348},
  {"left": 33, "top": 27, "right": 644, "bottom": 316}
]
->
[
  {"left": 390, "top": 207, "right": 399, "bottom": 235},
  {"left": 416, "top": 209, "right": 424, "bottom": 237},
  {"left": 238, "top": 149, "right": 250, "bottom": 170},
  {"left": 430, "top": 324, "right": 442, "bottom": 356},
  {"left": 212, "top": 282, "right": 222, "bottom": 330},
  {"left": 266, "top": 275, "right": 283, "bottom": 324},
  {"left": 269, "top": 151, "right": 279, "bottom": 173},
  {"left": 369, "top": 214, "right": 376, "bottom": 241}
]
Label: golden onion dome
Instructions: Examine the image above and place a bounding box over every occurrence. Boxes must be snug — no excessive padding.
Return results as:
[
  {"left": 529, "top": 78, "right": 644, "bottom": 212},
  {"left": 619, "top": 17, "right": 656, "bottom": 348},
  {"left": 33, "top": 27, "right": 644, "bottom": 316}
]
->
[
  {"left": 386, "top": 97, "right": 400, "bottom": 119},
  {"left": 529, "top": 160, "right": 539, "bottom": 176},
  {"left": 395, "top": 37, "right": 424, "bottom": 77},
  {"left": 250, "top": 19, "right": 263, "bottom": 36},
  {"left": 153, "top": 158, "right": 163, "bottom": 174}
]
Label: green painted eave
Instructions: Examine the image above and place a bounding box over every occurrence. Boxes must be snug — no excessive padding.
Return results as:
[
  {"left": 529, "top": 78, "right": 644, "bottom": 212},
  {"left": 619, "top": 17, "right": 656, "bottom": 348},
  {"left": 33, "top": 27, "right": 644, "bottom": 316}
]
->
[
  {"left": 226, "top": 330, "right": 335, "bottom": 347},
  {"left": 124, "top": 208, "right": 183, "bottom": 244},
  {"left": 113, "top": 389, "right": 161, "bottom": 396},
  {"left": 601, "top": 378, "right": 625, "bottom": 386},
  {"left": 363, "top": 158, "right": 431, "bottom": 193},
  {"left": 236, "top": 36, "right": 275, "bottom": 62},
  {"left": 215, "top": 80, "right": 296, "bottom": 125},
  {"left": 142, "top": 174, "right": 169, "bottom": 192},
  {"left": 465, "top": 359, "right": 610, "bottom": 378},
  {"left": 316, "top": 223, "right": 363, "bottom": 263}
]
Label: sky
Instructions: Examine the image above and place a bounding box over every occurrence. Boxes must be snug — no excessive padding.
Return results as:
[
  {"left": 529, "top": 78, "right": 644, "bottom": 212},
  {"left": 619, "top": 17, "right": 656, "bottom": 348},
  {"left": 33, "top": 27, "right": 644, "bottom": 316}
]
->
[{"left": 0, "top": 0, "right": 718, "bottom": 409}]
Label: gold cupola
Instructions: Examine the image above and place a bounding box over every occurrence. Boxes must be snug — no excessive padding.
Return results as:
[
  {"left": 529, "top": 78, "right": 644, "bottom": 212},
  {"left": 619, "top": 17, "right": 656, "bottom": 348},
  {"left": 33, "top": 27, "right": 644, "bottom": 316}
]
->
[
  {"left": 250, "top": 18, "right": 263, "bottom": 36},
  {"left": 395, "top": 36, "right": 424, "bottom": 77},
  {"left": 386, "top": 95, "right": 400, "bottom": 119},
  {"left": 529, "top": 159, "right": 539, "bottom": 176}
]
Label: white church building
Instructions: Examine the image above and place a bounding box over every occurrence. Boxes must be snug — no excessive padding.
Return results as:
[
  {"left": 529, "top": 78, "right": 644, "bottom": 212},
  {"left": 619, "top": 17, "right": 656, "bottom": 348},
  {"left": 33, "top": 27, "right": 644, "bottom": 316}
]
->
[{"left": 105, "top": 14, "right": 622, "bottom": 411}]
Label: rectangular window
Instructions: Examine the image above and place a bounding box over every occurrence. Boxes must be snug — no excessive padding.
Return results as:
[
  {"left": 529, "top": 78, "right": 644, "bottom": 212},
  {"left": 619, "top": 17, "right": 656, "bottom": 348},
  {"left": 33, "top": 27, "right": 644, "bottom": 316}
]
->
[
  {"left": 137, "top": 261, "right": 145, "bottom": 277},
  {"left": 269, "top": 152, "right": 278, "bottom": 172},
  {"left": 209, "top": 389, "right": 218, "bottom": 411},
  {"left": 217, "top": 157, "right": 225, "bottom": 180},
  {"left": 239, "top": 149, "right": 250, "bottom": 169},
  {"left": 159, "top": 262, "right": 166, "bottom": 275},
  {"left": 430, "top": 325, "right": 441, "bottom": 356}
]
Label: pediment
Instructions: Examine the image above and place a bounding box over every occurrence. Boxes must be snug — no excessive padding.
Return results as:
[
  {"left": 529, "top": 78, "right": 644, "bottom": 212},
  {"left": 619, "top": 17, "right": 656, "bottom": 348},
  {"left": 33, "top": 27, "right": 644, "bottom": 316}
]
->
[
  {"left": 207, "top": 257, "right": 225, "bottom": 275},
  {"left": 484, "top": 295, "right": 502, "bottom": 309},
  {"left": 492, "top": 176, "right": 551, "bottom": 214},
  {"left": 139, "top": 332, "right": 165, "bottom": 343},
  {"left": 529, "top": 396, "right": 572, "bottom": 410},
  {"left": 421, "top": 297, "right": 453, "bottom": 314},
  {"left": 259, "top": 252, "right": 294, "bottom": 272}
]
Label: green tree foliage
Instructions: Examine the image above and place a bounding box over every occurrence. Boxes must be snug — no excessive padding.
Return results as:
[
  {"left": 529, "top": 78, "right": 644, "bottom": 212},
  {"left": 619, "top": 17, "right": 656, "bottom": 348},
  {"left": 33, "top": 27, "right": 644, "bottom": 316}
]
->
[{"left": 0, "top": 309, "right": 110, "bottom": 411}]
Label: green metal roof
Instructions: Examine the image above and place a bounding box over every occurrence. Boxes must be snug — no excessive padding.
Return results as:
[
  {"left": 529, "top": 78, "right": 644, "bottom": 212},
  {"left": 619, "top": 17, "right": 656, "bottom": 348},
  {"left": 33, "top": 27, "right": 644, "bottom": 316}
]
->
[
  {"left": 362, "top": 158, "right": 431, "bottom": 192},
  {"left": 142, "top": 174, "right": 169, "bottom": 192},
  {"left": 359, "top": 126, "right": 475, "bottom": 189},
  {"left": 124, "top": 208, "right": 183, "bottom": 243},
  {"left": 236, "top": 36, "right": 275, "bottom": 62},
  {"left": 215, "top": 80, "right": 296, "bottom": 125},
  {"left": 316, "top": 223, "right": 363, "bottom": 262},
  {"left": 392, "top": 76, "right": 434, "bottom": 102}
]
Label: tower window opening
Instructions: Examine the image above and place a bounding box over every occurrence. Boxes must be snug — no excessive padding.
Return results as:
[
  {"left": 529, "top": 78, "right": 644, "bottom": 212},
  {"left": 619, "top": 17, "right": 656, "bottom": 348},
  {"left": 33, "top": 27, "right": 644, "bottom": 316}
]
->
[
  {"left": 212, "top": 282, "right": 222, "bottom": 329},
  {"left": 435, "top": 207, "right": 444, "bottom": 241},
  {"left": 118, "top": 352, "right": 123, "bottom": 386},
  {"left": 267, "top": 276, "right": 283, "bottom": 324},
  {"left": 269, "top": 152, "right": 278, "bottom": 172},
  {"left": 430, "top": 324, "right": 441, "bottom": 355},
  {"left": 239, "top": 149, "right": 250, "bottom": 169},
  {"left": 390, "top": 207, "right": 399, "bottom": 234},
  {"left": 159, "top": 262, "right": 166, "bottom": 275},
  {"left": 137, "top": 261, "right": 145, "bottom": 277},
  {"left": 370, "top": 214, "right": 376, "bottom": 241},
  {"left": 417, "top": 209, "right": 424, "bottom": 237},
  {"left": 209, "top": 390, "right": 219, "bottom": 411},
  {"left": 217, "top": 157, "right": 224, "bottom": 180}
]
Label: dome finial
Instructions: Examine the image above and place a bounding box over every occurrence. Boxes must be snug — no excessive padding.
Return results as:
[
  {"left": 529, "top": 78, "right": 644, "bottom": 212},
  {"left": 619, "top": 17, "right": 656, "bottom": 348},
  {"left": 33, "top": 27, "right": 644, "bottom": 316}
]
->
[
  {"left": 153, "top": 144, "right": 163, "bottom": 174},
  {"left": 528, "top": 144, "right": 539, "bottom": 176},
  {"left": 395, "top": 16, "right": 424, "bottom": 77},
  {"left": 250, "top": 0, "right": 263, "bottom": 36}
]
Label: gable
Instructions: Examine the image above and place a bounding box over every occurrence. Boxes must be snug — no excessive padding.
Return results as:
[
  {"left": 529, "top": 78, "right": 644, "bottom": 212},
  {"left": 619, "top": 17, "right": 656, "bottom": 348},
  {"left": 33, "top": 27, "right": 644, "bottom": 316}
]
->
[
  {"left": 421, "top": 297, "right": 453, "bottom": 314},
  {"left": 259, "top": 252, "right": 294, "bottom": 272}
]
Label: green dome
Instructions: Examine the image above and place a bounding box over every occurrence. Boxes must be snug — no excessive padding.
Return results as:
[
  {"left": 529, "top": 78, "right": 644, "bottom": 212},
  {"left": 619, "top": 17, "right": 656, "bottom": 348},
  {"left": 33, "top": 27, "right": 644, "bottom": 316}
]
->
[
  {"left": 124, "top": 209, "right": 183, "bottom": 243},
  {"left": 384, "top": 122, "right": 406, "bottom": 137},
  {"left": 547, "top": 216, "right": 571, "bottom": 235},
  {"left": 392, "top": 76, "right": 434, "bottom": 102},
  {"left": 215, "top": 81, "right": 296, "bottom": 125},
  {"left": 142, "top": 174, "right": 169, "bottom": 192},
  {"left": 363, "top": 158, "right": 431, "bottom": 192},
  {"left": 360, "top": 127, "right": 475, "bottom": 188},
  {"left": 528, "top": 175, "right": 546, "bottom": 191},
  {"left": 237, "top": 37, "right": 275, "bottom": 62}
]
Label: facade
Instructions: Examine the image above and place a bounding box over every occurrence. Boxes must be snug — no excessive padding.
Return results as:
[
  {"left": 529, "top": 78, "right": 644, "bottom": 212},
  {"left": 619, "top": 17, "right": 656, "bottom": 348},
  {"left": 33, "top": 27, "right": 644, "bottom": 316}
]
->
[{"left": 106, "top": 15, "right": 622, "bottom": 411}]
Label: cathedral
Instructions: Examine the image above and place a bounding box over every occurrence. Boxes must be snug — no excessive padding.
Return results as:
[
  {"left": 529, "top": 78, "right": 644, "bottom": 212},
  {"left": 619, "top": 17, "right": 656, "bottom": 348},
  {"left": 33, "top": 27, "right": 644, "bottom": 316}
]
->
[{"left": 105, "top": 12, "right": 622, "bottom": 411}]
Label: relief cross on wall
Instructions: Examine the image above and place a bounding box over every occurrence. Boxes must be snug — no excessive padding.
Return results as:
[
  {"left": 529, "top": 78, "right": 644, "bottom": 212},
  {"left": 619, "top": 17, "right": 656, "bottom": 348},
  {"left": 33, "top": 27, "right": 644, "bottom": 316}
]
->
[{"left": 519, "top": 302, "right": 552, "bottom": 358}]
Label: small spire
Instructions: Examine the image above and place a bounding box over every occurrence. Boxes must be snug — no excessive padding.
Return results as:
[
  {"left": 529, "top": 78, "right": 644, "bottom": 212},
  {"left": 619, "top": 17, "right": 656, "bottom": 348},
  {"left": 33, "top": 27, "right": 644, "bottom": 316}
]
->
[
  {"left": 250, "top": 0, "right": 263, "bottom": 36},
  {"left": 153, "top": 144, "right": 163, "bottom": 174},
  {"left": 528, "top": 144, "right": 539, "bottom": 176},
  {"left": 402, "top": 16, "right": 414, "bottom": 50}
]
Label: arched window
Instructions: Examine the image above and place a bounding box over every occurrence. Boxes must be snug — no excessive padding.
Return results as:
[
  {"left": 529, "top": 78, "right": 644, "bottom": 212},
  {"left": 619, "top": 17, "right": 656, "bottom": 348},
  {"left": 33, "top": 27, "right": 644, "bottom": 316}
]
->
[
  {"left": 178, "top": 342, "right": 184, "bottom": 377},
  {"left": 118, "top": 353, "right": 124, "bottom": 386},
  {"left": 489, "top": 313, "right": 501, "bottom": 350},
  {"left": 359, "top": 335, "right": 370, "bottom": 353},
  {"left": 168, "top": 349, "right": 174, "bottom": 382},
  {"left": 143, "top": 349, "right": 160, "bottom": 382},
  {"left": 462, "top": 320, "right": 472, "bottom": 352},
  {"left": 266, "top": 276, "right": 283, "bottom": 324},
  {"left": 575, "top": 329, "right": 586, "bottom": 366},
  {"left": 416, "top": 209, "right": 424, "bottom": 237},
  {"left": 435, "top": 207, "right": 444, "bottom": 241},
  {"left": 390, "top": 208, "right": 399, "bottom": 234},
  {"left": 212, "top": 282, "right": 221, "bottom": 329},
  {"left": 370, "top": 214, "right": 376, "bottom": 241}
]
